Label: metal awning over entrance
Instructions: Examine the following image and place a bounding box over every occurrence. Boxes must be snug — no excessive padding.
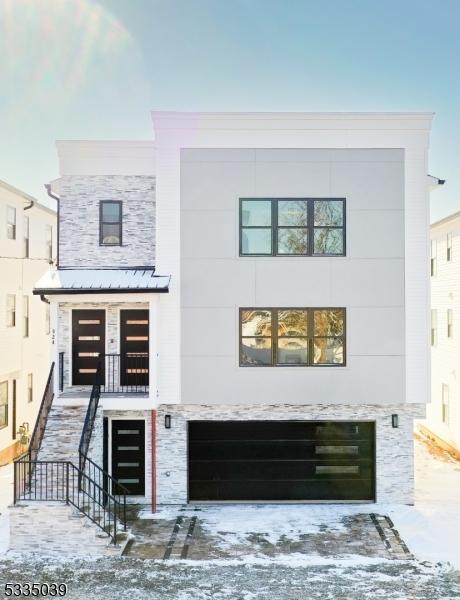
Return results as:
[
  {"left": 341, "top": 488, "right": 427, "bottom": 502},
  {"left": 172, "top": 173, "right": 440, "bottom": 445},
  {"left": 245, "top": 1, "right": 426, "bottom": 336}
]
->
[{"left": 33, "top": 268, "right": 170, "bottom": 295}]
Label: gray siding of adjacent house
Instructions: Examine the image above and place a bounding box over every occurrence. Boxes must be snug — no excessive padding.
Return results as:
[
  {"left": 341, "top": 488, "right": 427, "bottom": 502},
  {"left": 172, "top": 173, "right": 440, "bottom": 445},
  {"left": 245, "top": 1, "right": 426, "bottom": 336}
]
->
[
  {"left": 179, "top": 148, "right": 406, "bottom": 407},
  {"left": 59, "top": 175, "right": 155, "bottom": 268}
]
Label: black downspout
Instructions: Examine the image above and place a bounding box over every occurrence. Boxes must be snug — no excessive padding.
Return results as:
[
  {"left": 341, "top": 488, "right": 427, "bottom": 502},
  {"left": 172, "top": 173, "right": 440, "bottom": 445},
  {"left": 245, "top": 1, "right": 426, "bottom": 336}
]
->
[
  {"left": 24, "top": 199, "right": 34, "bottom": 211},
  {"left": 45, "top": 184, "right": 59, "bottom": 268}
]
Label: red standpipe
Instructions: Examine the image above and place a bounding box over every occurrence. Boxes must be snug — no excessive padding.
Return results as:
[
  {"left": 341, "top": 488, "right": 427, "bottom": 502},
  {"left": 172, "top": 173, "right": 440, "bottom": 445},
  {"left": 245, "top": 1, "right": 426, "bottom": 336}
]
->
[{"left": 151, "top": 409, "right": 157, "bottom": 513}]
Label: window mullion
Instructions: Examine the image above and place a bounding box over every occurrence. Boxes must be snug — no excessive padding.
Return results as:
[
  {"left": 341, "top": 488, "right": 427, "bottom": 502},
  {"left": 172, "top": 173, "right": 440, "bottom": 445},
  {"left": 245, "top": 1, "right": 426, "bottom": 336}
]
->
[
  {"left": 272, "top": 309, "right": 277, "bottom": 365},
  {"left": 273, "top": 200, "right": 277, "bottom": 256}
]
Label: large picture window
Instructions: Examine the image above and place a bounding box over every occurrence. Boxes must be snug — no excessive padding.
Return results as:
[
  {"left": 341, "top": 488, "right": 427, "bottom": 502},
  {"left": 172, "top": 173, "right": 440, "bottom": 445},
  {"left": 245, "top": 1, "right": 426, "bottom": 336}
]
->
[
  {"left": 240, "top": 308, "right": 345, "bottom": 366},
  {"left": 239, "top": 199, "right": 345, "bottom": 256},
  {"left": 100, "top": 201, "right": 122, "bottom": 246}
]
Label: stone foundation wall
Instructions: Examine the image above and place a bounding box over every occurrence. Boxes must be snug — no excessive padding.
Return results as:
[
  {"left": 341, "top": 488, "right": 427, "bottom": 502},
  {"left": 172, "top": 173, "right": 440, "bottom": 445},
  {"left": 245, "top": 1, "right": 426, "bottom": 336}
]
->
[{"left": 156, "top": 403, "right": 425, "bottom": 506}]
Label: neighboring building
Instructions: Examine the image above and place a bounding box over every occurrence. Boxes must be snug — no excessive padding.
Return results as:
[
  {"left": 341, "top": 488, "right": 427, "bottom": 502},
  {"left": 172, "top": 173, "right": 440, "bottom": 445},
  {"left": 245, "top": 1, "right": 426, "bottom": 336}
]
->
[
  {"left": 34, "top": 112, "right": 434, "bottom": 509},
  {"left": 0, "top": 180, "right": 56, "bottom": 465},
  {"left": 422, "top": 211, "right": 460, "bottom": 457}
]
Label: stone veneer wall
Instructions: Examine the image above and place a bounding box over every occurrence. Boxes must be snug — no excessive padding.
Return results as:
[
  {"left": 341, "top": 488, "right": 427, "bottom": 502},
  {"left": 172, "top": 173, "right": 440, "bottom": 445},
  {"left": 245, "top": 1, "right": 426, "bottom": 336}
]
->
[
  {"left": 59, "top": 175, "right": 155, "bottom": 268},
  {"left": 156, "top": 403, "right": 426, "bottom": 506},
  {"left": 104, "top": 409, "right": 152, "bottom": 506},
  {"left": 58, "top": 301, "right": 148, "bottom": 393}
]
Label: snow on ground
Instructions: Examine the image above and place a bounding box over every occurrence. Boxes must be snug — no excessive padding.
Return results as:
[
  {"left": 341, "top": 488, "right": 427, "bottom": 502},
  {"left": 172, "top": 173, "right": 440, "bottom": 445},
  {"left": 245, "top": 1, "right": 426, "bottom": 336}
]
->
[
  {"left": 0, "top": 462, "right": 13, "bottom": 554},
  {"left": 387, "top": 437, "right": 460, "bottom": 568}
]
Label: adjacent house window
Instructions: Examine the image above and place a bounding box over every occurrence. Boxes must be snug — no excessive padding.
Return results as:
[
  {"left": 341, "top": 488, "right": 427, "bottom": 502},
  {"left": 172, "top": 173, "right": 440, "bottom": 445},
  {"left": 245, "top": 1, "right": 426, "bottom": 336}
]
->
[
  {"left": 240, "top": 308, "right": 345, "bottom": 366},
  {"left": 100, "top": 201, "right": 122, "bottom": 245},
  {"left": 447, "top": 232, "right": 452, "bottom": 262},
  {"left": 23, "top": 216, "right": 29, "bottom": 258},
  {"left": 27, "top": 374, "right": 33, "bottom": 403},
  {"left": 442, "top": 384, "right": 449, "bottom": 424},
  {"left": 431, "top": 309, "right": 437, "bottom": 347},
  {"left": 23, "top": 296, "right": 29, "bottom": 338},
  {"left": 0, "top": 382, "right": 7, "bottom": 429},
  {"left": 7, "top": 206, "right": 16, "bottom": 240},
  {"left": 6, "top": 294, "right": 16, "bottom": 327},
  {"left": 45, "top": 303, "right": 50, "bottom": 334},
  {"left": 447, "top": 309, "right": 453, "bottom": 339},
  {"left": 45, "top": 224, "right": 52, "bottom": 260},
  {"left": 431, "top": 240, "right": 437, "bottom": 276},
  {"left": 239, "top": 199, "right": 345, "bottom": 256}
]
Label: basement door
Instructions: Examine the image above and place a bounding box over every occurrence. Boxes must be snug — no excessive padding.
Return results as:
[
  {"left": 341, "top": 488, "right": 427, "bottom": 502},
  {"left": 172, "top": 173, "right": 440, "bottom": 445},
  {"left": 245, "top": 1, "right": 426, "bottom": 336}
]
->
[
  {"left": 72, "top": 310, "right": 105, "bottom": 385},
  {"left": 188, "top": 421, "right": 375, "bottom": 502},
  {"left": 111, "top": 419, "right": 145, "bottom": 495},
  {"left": 119, "top": 310, "right": 149, "bottom": 388}
]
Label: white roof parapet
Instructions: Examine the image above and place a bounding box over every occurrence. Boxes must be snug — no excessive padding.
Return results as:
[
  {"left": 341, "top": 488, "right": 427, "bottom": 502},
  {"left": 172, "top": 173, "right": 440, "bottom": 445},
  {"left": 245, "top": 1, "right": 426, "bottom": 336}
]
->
[{"left": 33, "top": 268, "right": 170, "bottom": 295}]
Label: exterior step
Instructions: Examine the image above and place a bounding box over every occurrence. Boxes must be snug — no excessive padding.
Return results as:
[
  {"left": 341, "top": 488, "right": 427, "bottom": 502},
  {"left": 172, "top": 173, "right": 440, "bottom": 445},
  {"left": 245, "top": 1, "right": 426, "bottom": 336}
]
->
[{"left": 8, "top": 502, "right": 130, "bottom": 558}]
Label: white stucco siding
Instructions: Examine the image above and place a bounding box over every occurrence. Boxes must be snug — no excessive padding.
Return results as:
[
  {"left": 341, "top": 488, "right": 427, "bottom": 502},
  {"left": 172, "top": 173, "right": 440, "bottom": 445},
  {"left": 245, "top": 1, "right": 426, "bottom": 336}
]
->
[{"left": 179, "top": 147, "right": 405, "bottom": 407}]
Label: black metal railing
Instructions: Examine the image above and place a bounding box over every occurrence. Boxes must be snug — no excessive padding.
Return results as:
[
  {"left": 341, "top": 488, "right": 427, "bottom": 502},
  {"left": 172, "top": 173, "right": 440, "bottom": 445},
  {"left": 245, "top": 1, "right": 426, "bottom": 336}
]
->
[
  {"left": 79, "top": 378, "right": 101, "bottom": 470},
  {"left": 57, "top": 353, "right": 148, "bottom": 395},
  {"left": 100, "top": 354, "right": 149, "bottom": 394},
  {"left": 29, "top": 363, "right": 55, "bottom": 462},
  {"left": 14, "top": 459, "right": 126, "bottom": 545},
  {"left": 58, "top": 352, "right": 64, "bottom": 392}
]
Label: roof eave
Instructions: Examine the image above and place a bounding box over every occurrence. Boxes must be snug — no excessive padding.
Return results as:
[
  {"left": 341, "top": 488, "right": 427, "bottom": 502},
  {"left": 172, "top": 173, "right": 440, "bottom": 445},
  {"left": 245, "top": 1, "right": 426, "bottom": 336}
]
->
[{"left": 33, "top": 287, "right": 169, "bottom": 295}]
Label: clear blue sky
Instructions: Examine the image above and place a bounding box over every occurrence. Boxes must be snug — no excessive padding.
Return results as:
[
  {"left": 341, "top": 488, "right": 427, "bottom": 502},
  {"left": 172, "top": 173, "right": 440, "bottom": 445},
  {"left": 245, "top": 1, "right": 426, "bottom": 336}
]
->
[{"left": 0, "top": 0, "right": 458, "bottom": 221}]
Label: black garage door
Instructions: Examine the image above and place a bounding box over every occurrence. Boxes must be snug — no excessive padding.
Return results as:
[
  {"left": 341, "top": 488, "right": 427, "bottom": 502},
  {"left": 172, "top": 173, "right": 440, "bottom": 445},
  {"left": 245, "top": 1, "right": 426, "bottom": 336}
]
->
[{"left": 188, "top": 421, "right": 375, "bottom": 502}]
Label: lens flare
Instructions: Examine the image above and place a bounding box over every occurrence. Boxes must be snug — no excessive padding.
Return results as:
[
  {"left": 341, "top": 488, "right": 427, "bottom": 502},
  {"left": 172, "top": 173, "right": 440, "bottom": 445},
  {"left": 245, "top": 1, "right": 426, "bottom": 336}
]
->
[{"left": 0, "top": 0, "right": 137, "bottom": 121}]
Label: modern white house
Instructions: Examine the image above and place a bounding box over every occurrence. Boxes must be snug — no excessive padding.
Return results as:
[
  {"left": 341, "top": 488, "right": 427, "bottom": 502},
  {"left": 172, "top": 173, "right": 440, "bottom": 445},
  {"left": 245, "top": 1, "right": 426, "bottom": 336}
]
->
[
  {"left": 421, "top": 211, "right": 460, "bottom": 456},
  {"left": 0, "top": 179, "right": 56, "bottom": 465},
  {"left": 23, "top": 111, "right": 436, "bottom": 517}
]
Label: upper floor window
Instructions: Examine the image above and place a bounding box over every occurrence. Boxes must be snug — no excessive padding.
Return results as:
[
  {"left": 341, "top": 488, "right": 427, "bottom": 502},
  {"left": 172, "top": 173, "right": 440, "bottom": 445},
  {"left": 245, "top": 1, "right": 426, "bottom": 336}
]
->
[
  {"left": 442, "top": 383, "right": 449, "bottom": 424},
  {"left": 45, "top": 224, "right": 52, "bottom": 260},
  {"left": 431, "top": 240, "right": 437, "bottom": 276},
  {"left": 100, "top": 201, "right": 122, "bottom": 246},
  {"left": 239, "top": 199, "right": 345, "bottom": 257},
  {"left": 447, "top": 309, "right": 453, "bottom": 339},
  {"left": 23, "top": 295, "right": 29, "bottom": 338},
  {"left": 0, "top": 381, "right": 7, "bottom": 429},
  {"left": 431, "top": 309, "right": 437, "bottom": 347},
  {"left": 45, "top": 303, "right": 50, "bottom": 335},
  {"left": 23, "top": 216, "right": 29, "bottom": 257},
  {"left": 27, "top": 373, "right": 33, "bottom": 403},
  {"left": 447, "top": 232, "right": 452, "bottom": 262},
  {"left": 6, "top": 294, "right": 16, "bottom": 327},
  {"left": 240, "top": 307, "right": 345, "bottom": 366},
  {"left": 7, "top": 206, "right": 16, "bottom": 240}
]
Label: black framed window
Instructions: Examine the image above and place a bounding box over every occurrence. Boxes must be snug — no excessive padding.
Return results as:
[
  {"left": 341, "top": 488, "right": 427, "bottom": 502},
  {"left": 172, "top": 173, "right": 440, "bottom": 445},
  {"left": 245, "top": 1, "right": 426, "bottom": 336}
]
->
[
  {"left": 0, "top": 381, "right": 7, "bottom": 429},
  {"left": 240, "top": 307, "right": 345, "bottom": 366},
  {"left": 100, "top": 201, "right": 122, "bottom": 246},
  {"left": 7, "top": 206, "right": 16, "bottom": 240},
  {"left": 240, "top": 198, "right": 345, "bottom": 256}
]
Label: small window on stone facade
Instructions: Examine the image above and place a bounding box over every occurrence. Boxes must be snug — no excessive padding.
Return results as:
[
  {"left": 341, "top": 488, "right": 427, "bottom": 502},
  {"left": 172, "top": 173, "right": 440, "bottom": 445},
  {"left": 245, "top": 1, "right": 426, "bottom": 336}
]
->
[{"left": 100, "top": 201, "right": 122, "bottom": 246}]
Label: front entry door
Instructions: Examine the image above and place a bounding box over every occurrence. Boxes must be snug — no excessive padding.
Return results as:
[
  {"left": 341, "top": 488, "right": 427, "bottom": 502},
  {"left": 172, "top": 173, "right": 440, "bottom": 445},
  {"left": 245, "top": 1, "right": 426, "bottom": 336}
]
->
[
  {"left": 111, "top": 419, "right": 145, "bottom": 495},
  {"left": 72, "top": 310, "right": 105, "bottom": 385},
  {"left": 120, "top": 310, "right": 149, "bottom": 388}
]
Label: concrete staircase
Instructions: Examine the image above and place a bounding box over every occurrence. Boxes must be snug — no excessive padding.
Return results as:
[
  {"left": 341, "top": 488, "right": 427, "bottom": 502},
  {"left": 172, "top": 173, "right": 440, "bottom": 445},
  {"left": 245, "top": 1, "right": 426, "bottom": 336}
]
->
[{"left": 9, "top": 404, "right": 131, "bottom": 557}]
